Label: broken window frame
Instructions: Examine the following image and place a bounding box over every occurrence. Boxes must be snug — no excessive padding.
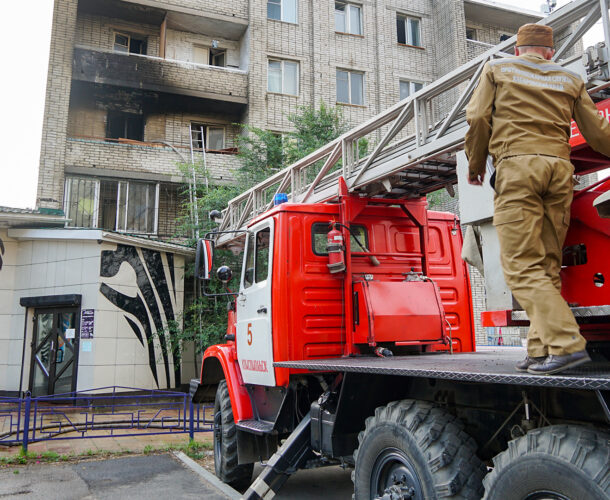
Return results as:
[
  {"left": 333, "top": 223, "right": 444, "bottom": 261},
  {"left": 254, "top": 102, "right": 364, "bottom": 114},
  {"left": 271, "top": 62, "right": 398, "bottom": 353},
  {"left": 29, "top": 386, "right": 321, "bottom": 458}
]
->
[
  {"left": 64, "top": 176, "right": 159, "bottom": 235},
  {"left": 190, "top": 123, "right": 226, "bottom": 151},
  {"left": 106, "top": 111, "right": 144, "bottom": 142},
  {"left": 210, "top": 48, "right": 226, "bottom": 67},
  {"left": 113, "top": 31, "right": 147, "bottom": 55}
]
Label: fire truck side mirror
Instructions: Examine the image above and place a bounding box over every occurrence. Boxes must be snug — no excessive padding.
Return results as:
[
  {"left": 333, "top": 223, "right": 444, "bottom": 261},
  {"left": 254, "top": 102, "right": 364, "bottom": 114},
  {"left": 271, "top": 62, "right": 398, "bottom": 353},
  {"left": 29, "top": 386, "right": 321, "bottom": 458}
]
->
[{"left": 195, "top": 238, "right": 214, "bottom": 280}]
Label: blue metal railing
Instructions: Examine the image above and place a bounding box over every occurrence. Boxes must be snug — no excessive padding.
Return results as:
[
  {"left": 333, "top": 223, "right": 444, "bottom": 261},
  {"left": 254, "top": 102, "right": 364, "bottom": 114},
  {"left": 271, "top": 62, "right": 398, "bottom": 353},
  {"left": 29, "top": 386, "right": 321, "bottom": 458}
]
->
[{"left": 0, "top": 386, "right": 213, "bottom": 451}]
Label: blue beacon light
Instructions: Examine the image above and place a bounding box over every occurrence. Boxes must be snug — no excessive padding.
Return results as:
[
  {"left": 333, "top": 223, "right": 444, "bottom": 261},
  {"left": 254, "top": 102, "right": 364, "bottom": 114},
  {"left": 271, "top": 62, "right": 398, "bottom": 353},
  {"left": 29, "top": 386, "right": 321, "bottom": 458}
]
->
[{"left": 273, "top": 193, "right": 288, "bottom": 206}]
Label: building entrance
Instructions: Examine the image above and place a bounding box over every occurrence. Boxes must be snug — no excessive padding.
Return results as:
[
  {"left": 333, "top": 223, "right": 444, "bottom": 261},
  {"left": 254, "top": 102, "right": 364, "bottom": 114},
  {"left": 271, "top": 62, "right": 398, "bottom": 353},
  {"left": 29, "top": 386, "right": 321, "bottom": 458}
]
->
[{"left": 29, "top": 308, "right": 80, "bottom": 396}]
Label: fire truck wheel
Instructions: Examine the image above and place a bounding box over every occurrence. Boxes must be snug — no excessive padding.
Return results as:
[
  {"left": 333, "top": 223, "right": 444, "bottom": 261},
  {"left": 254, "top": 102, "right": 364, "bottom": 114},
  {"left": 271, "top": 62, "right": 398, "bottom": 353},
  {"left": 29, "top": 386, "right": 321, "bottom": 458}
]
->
[
  {"left": 483, "top": 425, "right": 609, "bottom": 500},
  {"left": 352, "top": 399, "right": 486, "bottom": 500},
  {"left": 214, "top": 380, "right": 253, "bottom": 490}
]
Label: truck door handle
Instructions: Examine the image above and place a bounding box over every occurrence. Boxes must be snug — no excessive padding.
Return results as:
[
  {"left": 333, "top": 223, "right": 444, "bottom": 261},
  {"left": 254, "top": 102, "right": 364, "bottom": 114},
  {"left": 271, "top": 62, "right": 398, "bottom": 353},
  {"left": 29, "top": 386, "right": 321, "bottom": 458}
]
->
[{"left": 257, "top": 306, "right": 267, "bottom": 314}]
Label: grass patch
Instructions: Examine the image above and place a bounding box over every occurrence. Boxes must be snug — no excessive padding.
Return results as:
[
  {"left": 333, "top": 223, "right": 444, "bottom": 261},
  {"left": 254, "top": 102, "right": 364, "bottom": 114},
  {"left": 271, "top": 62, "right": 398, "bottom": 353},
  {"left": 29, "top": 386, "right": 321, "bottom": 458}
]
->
[{"left": 0, "top": 439, "right": 213, "bottom": 467}]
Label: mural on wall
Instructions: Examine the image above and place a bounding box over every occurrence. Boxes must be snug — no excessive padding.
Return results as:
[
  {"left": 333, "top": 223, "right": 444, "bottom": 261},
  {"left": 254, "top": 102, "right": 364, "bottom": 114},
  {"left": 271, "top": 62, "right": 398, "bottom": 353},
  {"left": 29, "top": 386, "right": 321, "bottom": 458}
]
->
[
  {"left": 0, "top": 236, "right": 4, "bottom": 271},
  {"left": 100, "top": 244, "right": 179, "bottom": 389}
]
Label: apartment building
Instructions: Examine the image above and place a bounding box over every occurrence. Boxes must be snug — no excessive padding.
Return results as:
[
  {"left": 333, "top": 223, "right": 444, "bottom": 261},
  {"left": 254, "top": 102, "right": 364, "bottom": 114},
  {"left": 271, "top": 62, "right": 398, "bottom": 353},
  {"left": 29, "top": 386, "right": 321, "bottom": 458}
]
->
[{"left": 37, "top": 0, "right": 544, "bottom": 240}]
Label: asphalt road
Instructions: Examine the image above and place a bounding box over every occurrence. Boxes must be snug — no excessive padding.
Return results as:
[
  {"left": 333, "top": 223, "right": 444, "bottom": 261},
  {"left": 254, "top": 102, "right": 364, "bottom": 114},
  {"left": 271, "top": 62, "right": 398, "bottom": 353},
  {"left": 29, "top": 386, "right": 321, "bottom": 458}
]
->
[
  {"left": 0, "top": 454, "right": 354, "bottom": 500},
  {"left": 0, "top": 454, "right": 231, "bottom": 500},
  {"left": 253, "top": 463, "right": 354, "bottom": 499}
]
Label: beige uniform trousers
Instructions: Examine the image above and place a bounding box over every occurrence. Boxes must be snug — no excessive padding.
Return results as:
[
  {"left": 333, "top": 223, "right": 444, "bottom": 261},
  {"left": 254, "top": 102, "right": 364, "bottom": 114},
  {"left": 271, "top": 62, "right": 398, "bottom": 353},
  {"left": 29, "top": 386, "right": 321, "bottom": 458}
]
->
[{"left": 493, "top": 155, "right": 587, "bottom": 356}]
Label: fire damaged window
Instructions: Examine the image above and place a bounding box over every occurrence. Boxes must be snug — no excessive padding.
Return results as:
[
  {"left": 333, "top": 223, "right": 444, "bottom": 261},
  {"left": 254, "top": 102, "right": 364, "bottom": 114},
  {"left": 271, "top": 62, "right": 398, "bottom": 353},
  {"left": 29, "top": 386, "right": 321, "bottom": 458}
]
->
[
  {"left": 113, "top": 32, "right": 147, "bottom": 54},
  {"left": 106, "top": 112, "right": 144, "bottom": 141},
  {"left": 210, "top": 49, "right": 226, "bottom": 67},
  {"left": 64, "top": 176, "right": 159, "bottom": 234},
  {"left": 312, "top": 223, "right": 368, "bottom": 255},
  {"left": 190, "top": 123, "right": 225, "bottom": 150}
]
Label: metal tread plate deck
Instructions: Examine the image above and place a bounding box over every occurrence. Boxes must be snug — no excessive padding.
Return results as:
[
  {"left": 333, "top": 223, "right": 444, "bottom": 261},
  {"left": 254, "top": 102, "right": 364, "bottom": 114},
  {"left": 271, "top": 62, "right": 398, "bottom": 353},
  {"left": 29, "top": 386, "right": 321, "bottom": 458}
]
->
[
  {"left": 512, "top": 305, "right": 610, "bottom": 321},
  {"left": 274, "top": 347, "right": 610, "bottom": 390},
  {"left": 236, "top": 419, "right": 275, "bottom": 435}
]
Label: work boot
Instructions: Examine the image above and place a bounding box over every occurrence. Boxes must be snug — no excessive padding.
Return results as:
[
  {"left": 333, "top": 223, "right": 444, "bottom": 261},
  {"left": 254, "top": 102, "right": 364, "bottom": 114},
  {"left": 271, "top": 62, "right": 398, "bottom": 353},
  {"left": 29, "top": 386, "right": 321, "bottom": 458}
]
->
[
  {"left": 527, "top": 350, "right": 591, "bottom": 375},
  {"left": 515, "top": 355, "right": 546, "bottom": 372}
]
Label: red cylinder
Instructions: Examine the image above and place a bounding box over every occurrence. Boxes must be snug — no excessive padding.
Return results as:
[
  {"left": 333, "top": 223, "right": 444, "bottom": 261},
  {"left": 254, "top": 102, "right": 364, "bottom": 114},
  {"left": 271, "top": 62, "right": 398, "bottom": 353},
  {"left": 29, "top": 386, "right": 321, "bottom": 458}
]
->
[{"left": 326, "top": 226, "right": 345, "bottom": 273}]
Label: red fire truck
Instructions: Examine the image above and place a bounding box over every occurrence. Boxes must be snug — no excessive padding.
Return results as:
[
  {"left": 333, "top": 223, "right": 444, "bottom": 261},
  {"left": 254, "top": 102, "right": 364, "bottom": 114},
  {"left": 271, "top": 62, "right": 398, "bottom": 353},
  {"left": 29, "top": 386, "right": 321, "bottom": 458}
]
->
[{"left": 190, "top": 10, "right": 610, "bottom": 495}]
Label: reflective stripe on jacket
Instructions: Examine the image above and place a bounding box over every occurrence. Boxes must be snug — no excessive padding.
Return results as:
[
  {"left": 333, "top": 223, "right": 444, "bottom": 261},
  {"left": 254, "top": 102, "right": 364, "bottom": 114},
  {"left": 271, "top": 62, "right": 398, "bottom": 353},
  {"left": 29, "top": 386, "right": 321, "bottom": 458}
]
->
[{"left": 465, "top": 52, "right": 610, "bottom": 180}]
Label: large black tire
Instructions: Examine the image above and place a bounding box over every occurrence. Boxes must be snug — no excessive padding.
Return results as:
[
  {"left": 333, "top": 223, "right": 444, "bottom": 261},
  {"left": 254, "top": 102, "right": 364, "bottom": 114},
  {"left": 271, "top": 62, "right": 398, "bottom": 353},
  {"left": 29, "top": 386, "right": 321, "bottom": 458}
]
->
[
  {"left": 214, "top": 380, "right": 253, "bottom": 490},
  {"left": 352, "top": 399, "right": 486, "bottom": 500},
  {"left": 483, "top": 425, "right": 609, "bottom": 500}
]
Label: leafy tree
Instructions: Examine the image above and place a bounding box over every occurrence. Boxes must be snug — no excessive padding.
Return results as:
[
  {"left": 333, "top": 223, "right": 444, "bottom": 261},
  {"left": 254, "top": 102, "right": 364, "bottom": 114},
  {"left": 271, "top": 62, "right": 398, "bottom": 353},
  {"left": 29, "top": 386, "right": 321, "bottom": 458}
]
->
[{"left": 170, "top": 103, "right": 358, "bottom": 358}]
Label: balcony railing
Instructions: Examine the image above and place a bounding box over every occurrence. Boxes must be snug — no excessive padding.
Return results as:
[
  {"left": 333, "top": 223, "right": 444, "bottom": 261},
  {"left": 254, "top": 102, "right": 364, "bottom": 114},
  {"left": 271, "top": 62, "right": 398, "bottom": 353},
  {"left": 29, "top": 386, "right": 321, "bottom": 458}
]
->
[
  {"left": 65, "top": 137, "right": 241, "bottom": 185},
  {"left": 72, "top": 46, "right": 248, "bottom": 104}
]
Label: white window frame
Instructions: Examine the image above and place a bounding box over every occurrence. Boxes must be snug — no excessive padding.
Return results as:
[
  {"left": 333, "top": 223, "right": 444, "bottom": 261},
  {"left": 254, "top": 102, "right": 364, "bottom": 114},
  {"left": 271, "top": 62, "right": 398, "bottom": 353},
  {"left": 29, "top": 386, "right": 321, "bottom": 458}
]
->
[
  {"left": 397, "top": 14, "right": 422, "bottom": 47},
  {"left": 63, "top": 177, "right": 100, "bottom": 228},
  {"left": 335, "top": 2, "right": 362, "bottom": 36},
  {"left": 267, "top": 0, "right": 298, "bottom": 24},
  {"left": 336, "top": 69, "right": 365, "bottom": 106},
  {"left": 207, "top": 126, "right": 226, "bottom": 150},
  {"left": 113, "top": 31, "right": 145, "bottom": 54},
  {"left": 64, "top": 176, "right": 159, "bottom": 234},
  {"left": 116, "top": 181, "right": 159, "bottom": 234},
  {"left": 191, "top": 123, "right": 226, "bottom": 150},
  {"left": 267, "top": 59, "right": 299, "bottom": 96},
  {"left": 399, "top": 80, "right": 424, "bottom": 101}
]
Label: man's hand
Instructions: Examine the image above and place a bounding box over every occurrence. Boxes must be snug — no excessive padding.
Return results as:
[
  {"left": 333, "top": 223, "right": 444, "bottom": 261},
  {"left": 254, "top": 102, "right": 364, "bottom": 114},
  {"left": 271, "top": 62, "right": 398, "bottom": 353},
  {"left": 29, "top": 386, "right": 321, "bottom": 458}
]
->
[{"left": 468, "top": 172, "right": 485, "bottom": 186}]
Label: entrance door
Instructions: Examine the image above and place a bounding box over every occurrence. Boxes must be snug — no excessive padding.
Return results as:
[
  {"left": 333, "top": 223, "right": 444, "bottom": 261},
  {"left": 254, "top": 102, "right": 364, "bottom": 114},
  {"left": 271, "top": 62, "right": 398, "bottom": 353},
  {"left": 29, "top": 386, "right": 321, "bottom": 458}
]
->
[
  {"left": 30, "top": 308, "right": 80, "bottom": 396},
  {"left": 236, "top": 220, "right": 275, "bottom": 386}
]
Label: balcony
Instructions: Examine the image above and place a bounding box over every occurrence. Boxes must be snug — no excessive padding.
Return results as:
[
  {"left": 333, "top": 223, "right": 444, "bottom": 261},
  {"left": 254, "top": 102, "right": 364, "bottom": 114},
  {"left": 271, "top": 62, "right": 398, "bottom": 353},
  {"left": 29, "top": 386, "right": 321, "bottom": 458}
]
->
[
  {"left": 72, "top": 47, "right": 248, "bottom": 106},
  {"left": 466, "top": 39, "right": 494, "bottom": 60},
  {"left": 65, "top": 138, "right": 241, "bottom": 186},
  {"left": 79, "top": 0, "right": 248, "bottom": 40}
]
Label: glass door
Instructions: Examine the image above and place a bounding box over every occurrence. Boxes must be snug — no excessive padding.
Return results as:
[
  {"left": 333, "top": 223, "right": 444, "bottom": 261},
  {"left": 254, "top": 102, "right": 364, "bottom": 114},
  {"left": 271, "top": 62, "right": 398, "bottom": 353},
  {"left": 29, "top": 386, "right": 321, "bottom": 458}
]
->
[{"left": 30, "top": 308, "right": 80, "bottom": 396}]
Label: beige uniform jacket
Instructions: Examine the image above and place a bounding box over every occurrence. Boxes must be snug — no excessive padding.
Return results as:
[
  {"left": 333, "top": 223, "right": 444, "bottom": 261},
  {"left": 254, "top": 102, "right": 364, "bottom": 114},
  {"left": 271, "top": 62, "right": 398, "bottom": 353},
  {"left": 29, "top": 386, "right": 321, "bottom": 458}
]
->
[{"left": 465, "top": 53, "right": 610, "bottom": 180}]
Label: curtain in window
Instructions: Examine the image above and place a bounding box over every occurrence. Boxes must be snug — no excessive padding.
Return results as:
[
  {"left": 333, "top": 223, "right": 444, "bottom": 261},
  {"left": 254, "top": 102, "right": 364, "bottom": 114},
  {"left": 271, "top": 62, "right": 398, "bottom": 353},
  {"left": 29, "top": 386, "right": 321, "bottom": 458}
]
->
[
  {"left": 351, "top": 72, "right": 364, "bottom": 105},
  {"left": 335, "top": 3, "right": 346, "bottom": 32},
  {"left": 66, "top": 177, "right": 97, "bottom": 228},
  {"left": 268, "top": 61, "right": 282, "bottom": 93},
  {"left": 283, "top": 0, "right": 297, "bottom": 23},
  {"left": 336, "top": 70, "right": 349, "bottom": 103},
  {"left": 349, "top": 5, "right": 362, "bottom": 35},
  {"left": 283, "top": 61, "right": 298, "bottom": 95}
]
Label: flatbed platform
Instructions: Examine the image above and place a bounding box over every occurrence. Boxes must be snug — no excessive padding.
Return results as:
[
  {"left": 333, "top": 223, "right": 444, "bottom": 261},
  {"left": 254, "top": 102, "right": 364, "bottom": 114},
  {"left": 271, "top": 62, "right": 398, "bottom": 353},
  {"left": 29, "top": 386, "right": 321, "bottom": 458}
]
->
[{"left": 274, "top": 347, "right": 610, "bottom": 390}]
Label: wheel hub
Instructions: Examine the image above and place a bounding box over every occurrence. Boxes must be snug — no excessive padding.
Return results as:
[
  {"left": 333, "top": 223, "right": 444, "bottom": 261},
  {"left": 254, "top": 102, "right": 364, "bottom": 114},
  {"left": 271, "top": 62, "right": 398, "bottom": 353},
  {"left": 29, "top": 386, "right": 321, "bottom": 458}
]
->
[
  {"left": 523, "top": 492, "right": 571, "bottom": 500},
  {"left": 371, "top": 448, "right": 424, "bottom": 500}
]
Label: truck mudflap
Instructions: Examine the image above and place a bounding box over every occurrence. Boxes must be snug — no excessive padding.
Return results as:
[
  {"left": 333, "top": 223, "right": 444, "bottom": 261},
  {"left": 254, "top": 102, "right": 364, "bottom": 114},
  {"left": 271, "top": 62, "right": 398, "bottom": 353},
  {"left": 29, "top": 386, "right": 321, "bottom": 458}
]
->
[
  {"left": 242, "top": 413, "right": 314, "bottom": 500},
  {"left": 189, "top": 378, "right": 208, "bottom": 404}
]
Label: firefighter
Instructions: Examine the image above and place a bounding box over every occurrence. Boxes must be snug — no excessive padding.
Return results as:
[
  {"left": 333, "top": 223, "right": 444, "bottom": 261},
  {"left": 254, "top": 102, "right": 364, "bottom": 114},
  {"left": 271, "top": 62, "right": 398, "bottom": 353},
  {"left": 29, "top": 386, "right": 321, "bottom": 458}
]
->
[{"left": 465, "top": 23, "right": 610, "bottom": 375}]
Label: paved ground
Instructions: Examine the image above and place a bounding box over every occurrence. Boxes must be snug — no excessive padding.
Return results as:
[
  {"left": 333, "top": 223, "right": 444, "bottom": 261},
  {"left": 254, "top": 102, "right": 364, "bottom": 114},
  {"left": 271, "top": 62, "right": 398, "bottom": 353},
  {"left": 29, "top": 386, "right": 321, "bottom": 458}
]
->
[
  {"left": 253, "top": 464, "right": 354, "bottom": 499},
  {"left": 0, "top": 454, "right": 233, "bottom": 500}
]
